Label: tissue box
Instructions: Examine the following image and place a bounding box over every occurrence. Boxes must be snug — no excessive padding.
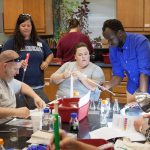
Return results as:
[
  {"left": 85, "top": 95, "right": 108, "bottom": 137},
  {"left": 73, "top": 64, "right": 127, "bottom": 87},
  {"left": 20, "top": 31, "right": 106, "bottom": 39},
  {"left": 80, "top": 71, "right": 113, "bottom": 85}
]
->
[{"left": 48, "top": 97, "right": 90, "bottom": 122}]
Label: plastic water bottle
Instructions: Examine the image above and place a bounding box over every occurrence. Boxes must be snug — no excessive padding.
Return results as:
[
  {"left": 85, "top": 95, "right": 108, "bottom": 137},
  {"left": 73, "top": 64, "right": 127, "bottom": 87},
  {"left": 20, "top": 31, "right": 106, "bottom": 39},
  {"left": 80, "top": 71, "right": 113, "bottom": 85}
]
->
[
  {"left": 100, "top": 100, "right": 108, "bottom": 125},
  {"left": 106, "top": 98, "right": 111, "bottom": 117},
  {"left": 69, "top": 113, "right": 79, "bottom": 133},
  {"left": 42, "top": 108, "right": 50, "bottom": 131},
  {"left": 113, "top": 98, "right": 120, "bottom": 114},
  {"left": 0, "top": 138, "right": 5, "bottom": 150},
  {"left": 52, "top": 109, "right": 62, "bottom": 129}
]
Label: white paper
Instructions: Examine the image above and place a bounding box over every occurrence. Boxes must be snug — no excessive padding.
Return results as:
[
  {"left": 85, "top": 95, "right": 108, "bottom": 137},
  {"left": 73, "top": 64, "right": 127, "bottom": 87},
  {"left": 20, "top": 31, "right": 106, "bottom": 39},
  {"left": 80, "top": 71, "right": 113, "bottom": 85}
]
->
[
  {"left": 70, "top": 75, "right": 73, "bottom": 98},
  {"left": 27, "top": 130, "right": 53, "bottom": 145},
  {"left": 78, "top": 91, "right": 91, "bottom": 107},
  {"left": 90, "top": 115, "right": 146, "bottom": 142},
  {"left": 89, "top": 127, "right": 145, "bottom": 142},
  {"left": 6, "top": 118, "right": 32, "bottom": 128}
]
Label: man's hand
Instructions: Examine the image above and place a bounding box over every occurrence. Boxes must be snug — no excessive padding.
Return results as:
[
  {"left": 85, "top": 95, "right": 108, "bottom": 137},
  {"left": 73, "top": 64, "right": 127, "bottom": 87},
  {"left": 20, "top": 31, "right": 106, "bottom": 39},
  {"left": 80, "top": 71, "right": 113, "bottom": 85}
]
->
[
  {"left": 15, "top": 107, "right": 30, "bottom": 118},
  {"left": 34, "top": 97, "right": 46, "bottom": 109}
]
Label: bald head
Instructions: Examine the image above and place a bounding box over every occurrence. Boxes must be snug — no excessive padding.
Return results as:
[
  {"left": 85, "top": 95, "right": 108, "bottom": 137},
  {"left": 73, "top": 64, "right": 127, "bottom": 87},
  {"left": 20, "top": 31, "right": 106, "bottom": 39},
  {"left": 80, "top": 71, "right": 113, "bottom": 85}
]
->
[{"left": 0, "top": 50, "right": 19, "bottom": 63}]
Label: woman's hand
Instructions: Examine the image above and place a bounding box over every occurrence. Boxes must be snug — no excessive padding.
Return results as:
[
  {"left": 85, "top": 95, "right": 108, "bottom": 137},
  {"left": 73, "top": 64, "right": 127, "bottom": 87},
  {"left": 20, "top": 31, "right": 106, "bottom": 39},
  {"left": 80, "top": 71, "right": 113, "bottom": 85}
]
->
[
  {"left": 21, "top": 60, "right": 28, "bottom": 69},
  {"left": 40, "top": 61, "right": 49, "bottom": 70},
  {"left": 62, "top": 71, "right": 71, "bottom": 79},
  {"left": 72, "top": 71, "right": 86, "bottom": 80},
  {"left": 134, "top": 114, "right": 150, "bottom": 134},
  {"left": 134, "top": 116, "right": 144, "bottom": 132}
]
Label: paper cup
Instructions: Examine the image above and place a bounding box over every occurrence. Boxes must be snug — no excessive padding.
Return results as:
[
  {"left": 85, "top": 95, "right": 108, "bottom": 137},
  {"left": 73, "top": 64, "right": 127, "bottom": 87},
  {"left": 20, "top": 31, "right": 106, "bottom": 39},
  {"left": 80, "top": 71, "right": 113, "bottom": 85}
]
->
[{"left": 30, "top": 111, "right": 43, "bottom": 133}]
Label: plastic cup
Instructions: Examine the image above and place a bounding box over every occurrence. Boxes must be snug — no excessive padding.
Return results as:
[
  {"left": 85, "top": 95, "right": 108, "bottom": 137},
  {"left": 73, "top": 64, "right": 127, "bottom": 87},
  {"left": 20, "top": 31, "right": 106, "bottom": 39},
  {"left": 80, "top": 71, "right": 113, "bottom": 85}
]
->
[
  {"left": 9, "top": 128, "right": 19, "bottom": 149},
  {"left": 30, "top": 111, "right": 43, "bottom": 133},
  {"left": 9, "top": 128, "right": 18, "bottom": 142}
]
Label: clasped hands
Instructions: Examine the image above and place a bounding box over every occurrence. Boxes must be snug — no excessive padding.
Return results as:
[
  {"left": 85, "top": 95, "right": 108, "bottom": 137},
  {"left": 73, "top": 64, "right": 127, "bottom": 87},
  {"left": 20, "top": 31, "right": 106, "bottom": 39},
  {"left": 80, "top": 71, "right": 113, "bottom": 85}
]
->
[{"left": 62, "top": 70, "right": 86, "bottom": 80}]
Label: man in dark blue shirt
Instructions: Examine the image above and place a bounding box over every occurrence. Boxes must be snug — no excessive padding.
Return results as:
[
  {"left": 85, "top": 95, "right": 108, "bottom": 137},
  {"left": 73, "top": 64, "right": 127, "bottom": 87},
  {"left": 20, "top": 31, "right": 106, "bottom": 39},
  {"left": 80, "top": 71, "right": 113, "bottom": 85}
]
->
[{"left": 102, "top": 19, "right": 150, "bottom": 103}]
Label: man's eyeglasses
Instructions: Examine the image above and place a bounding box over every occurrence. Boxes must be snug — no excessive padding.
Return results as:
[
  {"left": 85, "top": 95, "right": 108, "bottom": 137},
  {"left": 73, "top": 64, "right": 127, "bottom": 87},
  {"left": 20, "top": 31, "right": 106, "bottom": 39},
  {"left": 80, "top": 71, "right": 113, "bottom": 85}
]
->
[{"left": 5, "top": 57, "right": 21, "bottom": 63}]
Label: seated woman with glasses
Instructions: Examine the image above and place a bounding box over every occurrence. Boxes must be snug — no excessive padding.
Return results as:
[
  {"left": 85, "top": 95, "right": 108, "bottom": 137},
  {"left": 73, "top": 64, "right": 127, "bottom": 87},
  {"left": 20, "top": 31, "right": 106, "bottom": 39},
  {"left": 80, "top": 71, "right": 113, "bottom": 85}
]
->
[
  {"left": 2, "top": 14, "right": 54, "bottom": 109},
  {"left": 50, "top": 42, "right": 105, "bottom": 101}
]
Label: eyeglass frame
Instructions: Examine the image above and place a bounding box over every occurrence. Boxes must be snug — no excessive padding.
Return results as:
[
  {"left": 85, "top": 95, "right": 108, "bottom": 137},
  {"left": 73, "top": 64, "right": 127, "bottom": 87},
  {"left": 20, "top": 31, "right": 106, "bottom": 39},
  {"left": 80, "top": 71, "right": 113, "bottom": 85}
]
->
[{"left": 5, "top": 57, "right": 22, "bottom": 63}]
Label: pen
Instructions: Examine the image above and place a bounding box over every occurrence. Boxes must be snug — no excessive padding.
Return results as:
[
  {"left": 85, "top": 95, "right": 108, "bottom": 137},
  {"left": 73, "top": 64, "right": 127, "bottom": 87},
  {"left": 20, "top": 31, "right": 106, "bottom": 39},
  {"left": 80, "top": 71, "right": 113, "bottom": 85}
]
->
[{"left": 54, "top": 113, "right": 59, "bottom": 150}]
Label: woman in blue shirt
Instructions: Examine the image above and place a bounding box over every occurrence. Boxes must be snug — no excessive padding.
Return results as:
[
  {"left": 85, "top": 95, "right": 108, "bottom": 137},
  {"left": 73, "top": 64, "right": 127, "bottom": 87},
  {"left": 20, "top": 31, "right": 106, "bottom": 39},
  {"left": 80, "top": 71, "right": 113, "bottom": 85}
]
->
[
  {"left": 2, "top": 14, "right": 53, "bottom": 109},
  {"left": 102, "top": 19, "right": 150, "bottom": 103}
]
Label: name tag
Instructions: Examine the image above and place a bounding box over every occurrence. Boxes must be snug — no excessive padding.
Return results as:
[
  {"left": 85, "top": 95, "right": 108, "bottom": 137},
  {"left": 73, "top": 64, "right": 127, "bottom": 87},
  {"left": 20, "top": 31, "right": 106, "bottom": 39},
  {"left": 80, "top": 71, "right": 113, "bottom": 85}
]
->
[{"left": 37, "top": 42, "right": 42, "bottom": 47}]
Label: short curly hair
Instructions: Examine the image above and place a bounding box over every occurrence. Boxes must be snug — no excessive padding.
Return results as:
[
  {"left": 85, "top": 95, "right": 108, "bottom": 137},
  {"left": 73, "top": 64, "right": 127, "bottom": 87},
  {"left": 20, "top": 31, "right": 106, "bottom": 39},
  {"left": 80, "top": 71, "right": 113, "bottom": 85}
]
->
[{"left": 102, "top": 19, "right": 125, "bottom": 32}]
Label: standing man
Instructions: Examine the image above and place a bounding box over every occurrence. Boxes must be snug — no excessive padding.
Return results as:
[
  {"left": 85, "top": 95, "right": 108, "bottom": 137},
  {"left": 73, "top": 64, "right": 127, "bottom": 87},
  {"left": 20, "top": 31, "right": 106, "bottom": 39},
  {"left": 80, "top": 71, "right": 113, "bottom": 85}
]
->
[{"left": 102, "top": 19, "right": 150, "bottom": 103}]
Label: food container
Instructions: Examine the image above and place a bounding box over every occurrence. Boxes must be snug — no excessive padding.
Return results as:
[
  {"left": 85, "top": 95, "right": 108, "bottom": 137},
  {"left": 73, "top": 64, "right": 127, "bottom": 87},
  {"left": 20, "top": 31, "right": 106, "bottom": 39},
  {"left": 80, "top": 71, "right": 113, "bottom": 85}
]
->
[{"left": 48, "top": 97, "right": 90, "bottom": 122}]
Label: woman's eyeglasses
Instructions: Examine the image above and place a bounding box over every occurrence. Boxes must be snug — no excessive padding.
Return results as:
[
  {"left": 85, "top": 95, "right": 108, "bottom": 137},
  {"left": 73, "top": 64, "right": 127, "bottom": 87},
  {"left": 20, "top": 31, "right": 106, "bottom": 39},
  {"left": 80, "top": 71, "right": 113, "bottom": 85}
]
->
[{"left": 20, "top": 14, "right": 31, "bottom": 17}]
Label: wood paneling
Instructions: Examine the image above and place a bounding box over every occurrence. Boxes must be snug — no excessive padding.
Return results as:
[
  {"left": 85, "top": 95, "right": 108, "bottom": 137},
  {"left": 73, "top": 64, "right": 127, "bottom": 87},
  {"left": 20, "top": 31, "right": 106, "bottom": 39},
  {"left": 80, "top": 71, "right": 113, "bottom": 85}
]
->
[
  {"left": 23, "top": 0, "right": 45, "bottom": 32},
  {"left": 4, "top": 0, "right": 23, "bottom": 33},
  {"left": 144, "top": 0, "right": 150, "bottom": 31},
  {"left": 3, "top": 0, "right": 53, "bottom": 34},
  {"left": 117, "top": 0, "right": 143, "bottom": 29},
  {"left": 44, "top": 66, "right": 59, "bottom": 100}
]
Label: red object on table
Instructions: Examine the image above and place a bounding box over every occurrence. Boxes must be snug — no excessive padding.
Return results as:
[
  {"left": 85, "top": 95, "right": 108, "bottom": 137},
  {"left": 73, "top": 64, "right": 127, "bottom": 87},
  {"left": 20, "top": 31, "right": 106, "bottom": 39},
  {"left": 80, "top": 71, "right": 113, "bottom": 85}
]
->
[
  {"left": 49, "top": 98, "right": 90, "bottom": 122},
  {"left": 48, "top": 98, "right": 90, "bottom": 122},
  {"left": 78, "top": 139, "right": 114, "bottom": 150},
  {"left": 103, "top": 53, "right": 110, "bottom": 64}
]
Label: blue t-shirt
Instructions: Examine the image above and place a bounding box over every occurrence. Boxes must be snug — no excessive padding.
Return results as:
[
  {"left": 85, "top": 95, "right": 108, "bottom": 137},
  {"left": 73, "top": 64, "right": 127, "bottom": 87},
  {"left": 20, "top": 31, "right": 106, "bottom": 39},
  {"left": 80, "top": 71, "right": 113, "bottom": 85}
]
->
[
  {"left": 2, "top": 38, "right": 52, "bottom": 87},
  {"left": 109, "top": 32, "right": 150, "bottom": 94}
]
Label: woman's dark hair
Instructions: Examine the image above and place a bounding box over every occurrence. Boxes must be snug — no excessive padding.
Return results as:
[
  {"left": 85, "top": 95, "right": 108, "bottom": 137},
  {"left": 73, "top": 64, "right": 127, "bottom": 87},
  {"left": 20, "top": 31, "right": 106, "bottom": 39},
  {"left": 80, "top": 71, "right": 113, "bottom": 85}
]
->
[
  {"left": 69, "top": 18, "right": 80, "bottom": 29},
  {"left": 74, "top": 42, "right": 89, "bottom": 54},
  {"left": 13, "top": 14, "right": 39, "bottom": 51},
  {"left": 102, "top": 19, "right": 125, "bottom": 32}
]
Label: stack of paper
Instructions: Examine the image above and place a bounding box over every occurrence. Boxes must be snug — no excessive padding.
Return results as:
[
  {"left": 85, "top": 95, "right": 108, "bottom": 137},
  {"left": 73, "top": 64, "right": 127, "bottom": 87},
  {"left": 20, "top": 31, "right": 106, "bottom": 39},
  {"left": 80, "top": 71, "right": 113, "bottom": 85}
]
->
[{"left": 27, "top": 130, "right": 53, "bottom": 145}]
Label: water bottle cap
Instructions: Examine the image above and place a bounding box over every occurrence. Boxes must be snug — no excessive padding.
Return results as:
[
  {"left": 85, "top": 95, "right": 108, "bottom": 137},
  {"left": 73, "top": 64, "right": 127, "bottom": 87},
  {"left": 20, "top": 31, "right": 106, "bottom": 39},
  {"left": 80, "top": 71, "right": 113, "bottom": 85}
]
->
[
  {"left": 101, "top": 100, "right": 107, "bottom": 105},
  {"left": 0, "top": 138, "right": 4, "bottom": 145},
  {"left": 43, "top": 108, "right": 49, "bottom": 113},
  {"left": 71, "top": 113, "right": 77, "bottom": 118}
]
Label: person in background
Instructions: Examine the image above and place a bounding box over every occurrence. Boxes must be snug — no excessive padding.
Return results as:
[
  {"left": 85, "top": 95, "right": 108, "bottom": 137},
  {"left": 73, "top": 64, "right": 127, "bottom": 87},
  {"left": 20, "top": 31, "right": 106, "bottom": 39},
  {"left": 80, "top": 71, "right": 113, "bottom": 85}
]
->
[
  {"left": 0, "top": 50, "right": 45, "bottom": 124},
  {"left": 2, "top": 14, "right": 53, "bottom": 109},
  {"left": 102, "top": 19, "right": 150, "bottom": 103},
  {"left": 56, "top": 18, "right": 93, "bottom": 64},
  {"left": 51, "top": 42, "right": 104, "bottom": 101}
]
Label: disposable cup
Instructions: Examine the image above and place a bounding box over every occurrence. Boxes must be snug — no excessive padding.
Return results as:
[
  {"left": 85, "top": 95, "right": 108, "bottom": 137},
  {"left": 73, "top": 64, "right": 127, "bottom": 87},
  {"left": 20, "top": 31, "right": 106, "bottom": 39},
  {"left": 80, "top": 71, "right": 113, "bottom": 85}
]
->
[{"left": 30, "top": 111, "right": 43, "bottom": 133}]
